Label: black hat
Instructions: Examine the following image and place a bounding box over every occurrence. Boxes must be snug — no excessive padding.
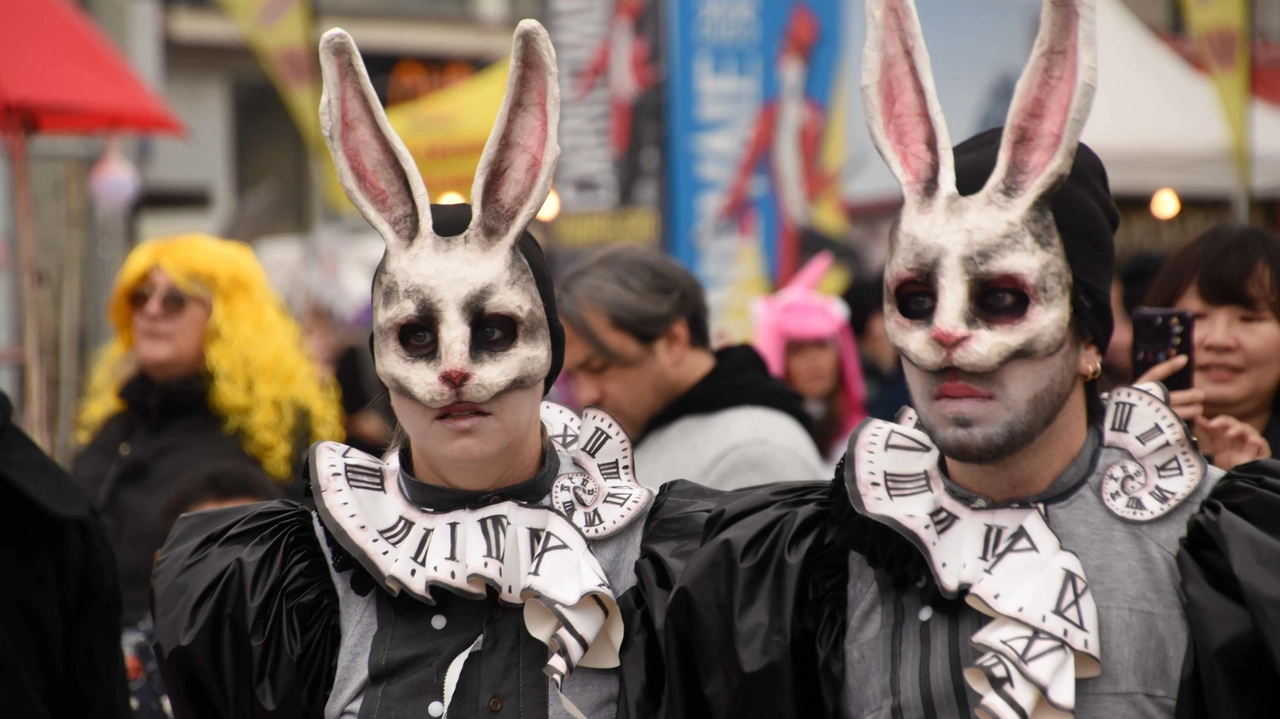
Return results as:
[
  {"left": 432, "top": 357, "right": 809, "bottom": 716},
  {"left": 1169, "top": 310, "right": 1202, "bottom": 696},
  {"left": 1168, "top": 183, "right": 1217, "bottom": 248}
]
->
[
  {"left": 371, "top": 203, "right": 564, "bottom": 396},
  {"left": 953, "top": 127, "right": 1120, "bottom": 353}
]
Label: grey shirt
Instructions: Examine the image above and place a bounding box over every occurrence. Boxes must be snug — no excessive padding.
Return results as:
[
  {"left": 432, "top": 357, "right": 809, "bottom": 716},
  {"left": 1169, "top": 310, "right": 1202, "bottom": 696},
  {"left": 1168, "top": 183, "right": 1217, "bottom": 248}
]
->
[{"left": 842, "top": 428, "right": 1222, "bottom": 719}]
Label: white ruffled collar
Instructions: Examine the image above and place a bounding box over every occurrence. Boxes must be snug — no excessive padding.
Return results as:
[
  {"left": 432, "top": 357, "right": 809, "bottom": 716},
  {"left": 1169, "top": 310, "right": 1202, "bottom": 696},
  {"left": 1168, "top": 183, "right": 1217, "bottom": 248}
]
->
[{"left": 310, "top": 402, "right": 652, "bottom": 717}]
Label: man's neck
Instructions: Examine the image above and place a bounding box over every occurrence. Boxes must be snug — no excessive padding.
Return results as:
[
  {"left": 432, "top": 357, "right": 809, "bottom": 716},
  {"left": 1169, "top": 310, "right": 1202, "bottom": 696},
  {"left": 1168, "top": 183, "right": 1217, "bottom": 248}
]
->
[
  {"left": 666, "top": 348, "right": 718, "bottom": 405},
  {"left": 409, "top": 430, "right": 545, "bottom": 494},
  {"left": 944, "top": 394, "right": 1090, "bottom": 504}
]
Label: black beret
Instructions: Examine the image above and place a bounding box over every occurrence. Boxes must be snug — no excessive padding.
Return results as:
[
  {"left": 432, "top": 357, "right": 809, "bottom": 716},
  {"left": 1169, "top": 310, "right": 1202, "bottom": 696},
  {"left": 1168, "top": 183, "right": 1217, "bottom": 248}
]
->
[{"left": 953, "top": 127, "right": 1120, "bottom": 353}]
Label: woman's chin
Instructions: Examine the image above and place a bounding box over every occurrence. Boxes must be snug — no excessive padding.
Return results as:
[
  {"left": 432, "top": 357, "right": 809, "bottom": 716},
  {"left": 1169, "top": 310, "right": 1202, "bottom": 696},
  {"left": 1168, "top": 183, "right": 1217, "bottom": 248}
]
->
[
  {"left": 415, "top": 424, "right": 506, "bottom": 459},
  {"left": 1202, "top": 389, "right": 1251, "bottom": 415},
  {"left": 136, "top": 357, "right": 200, "bottom": 381}
]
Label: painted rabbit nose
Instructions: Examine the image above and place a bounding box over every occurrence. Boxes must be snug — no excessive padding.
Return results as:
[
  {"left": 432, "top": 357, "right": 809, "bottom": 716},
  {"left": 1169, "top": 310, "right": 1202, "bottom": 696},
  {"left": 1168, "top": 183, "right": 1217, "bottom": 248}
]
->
[
  {"left": 931, "top": 327, "right": 970, "bottom": 348},
  {"left": 439, "top": 370, "right": 473, "bottom": 389}
]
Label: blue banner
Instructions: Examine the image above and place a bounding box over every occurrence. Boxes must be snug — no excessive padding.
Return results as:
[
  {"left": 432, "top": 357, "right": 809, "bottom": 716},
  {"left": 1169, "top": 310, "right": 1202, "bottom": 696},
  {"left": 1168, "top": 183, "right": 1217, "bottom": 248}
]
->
[{"left": 666, "top": 0, "right": 844, "bottom": 342}]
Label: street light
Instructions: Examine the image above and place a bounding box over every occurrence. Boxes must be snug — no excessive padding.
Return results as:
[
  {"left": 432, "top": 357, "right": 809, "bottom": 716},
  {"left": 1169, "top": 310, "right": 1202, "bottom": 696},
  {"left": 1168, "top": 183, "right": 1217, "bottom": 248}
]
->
[
  {"left": 1150, "top": 188, "right": 1181, "bottom": 220},
  {"left": 537, "top": 188, "right": 561, "bottom": 222}
]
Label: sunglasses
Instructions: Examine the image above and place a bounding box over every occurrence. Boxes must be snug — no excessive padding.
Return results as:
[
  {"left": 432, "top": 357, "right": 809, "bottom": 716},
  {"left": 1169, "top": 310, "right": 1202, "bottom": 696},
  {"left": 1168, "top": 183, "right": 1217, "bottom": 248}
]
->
[{"left": 128, "top": 286, "right": 200, "bottom": 317}]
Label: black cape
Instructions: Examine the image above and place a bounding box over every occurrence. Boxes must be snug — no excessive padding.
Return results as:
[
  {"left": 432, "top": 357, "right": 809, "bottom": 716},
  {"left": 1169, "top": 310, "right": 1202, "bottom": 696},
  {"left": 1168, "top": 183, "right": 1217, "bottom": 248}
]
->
[
  {"left": 154, "top": 460, "right": 925, "bottom": 719},
  {"left": 0, "top": 392, "right": 131, "bottom": 719},
  {"left": 1176, "top": 459, "right": 1280, "bottom": 719},
  {"left": 617, "top": 461, "right": 925, "bottom": 719}
]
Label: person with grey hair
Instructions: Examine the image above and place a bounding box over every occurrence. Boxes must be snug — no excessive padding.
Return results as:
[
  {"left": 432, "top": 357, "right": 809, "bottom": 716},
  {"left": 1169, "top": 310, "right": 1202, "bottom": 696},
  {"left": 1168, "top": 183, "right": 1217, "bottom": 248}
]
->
[{"left": 558, "top": 246, "right": 826, "bottom": 490}]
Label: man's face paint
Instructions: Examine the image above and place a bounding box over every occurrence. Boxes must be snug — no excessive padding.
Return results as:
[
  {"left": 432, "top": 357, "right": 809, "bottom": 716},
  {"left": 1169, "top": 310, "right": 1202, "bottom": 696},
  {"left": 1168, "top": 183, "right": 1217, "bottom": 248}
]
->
[
  {"left": 903, "top": 339, "right": 1081, "bottom": 464},
  {"left": 319, "top": 21, "right": 559, "bottom": 408},
  {"left": 862, "top": 0, "right": 1097, "bottom": 374}
]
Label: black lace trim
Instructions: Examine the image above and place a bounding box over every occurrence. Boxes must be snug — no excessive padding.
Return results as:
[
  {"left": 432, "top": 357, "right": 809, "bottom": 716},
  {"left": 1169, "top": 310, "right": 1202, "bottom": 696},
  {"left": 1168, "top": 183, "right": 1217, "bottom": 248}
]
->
[
  {"left": 317, "top": 511, "right": 376, "bottom": 597},
  {"left": 828, "top": 456, "right": 931, "bottom": 589}
]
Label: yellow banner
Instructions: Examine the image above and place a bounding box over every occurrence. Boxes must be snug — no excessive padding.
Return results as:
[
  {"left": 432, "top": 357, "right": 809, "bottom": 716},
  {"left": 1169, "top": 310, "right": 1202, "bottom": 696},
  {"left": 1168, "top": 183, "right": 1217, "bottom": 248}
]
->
[
  {"left": 1179, "top": 0, "right": 1252, "bottom": 189},
  {"left": 215, "top": 0, "right": 350, "bottom": 210},
  {"left": 385, "top": 59, "right": 511, "bottom": 201}
]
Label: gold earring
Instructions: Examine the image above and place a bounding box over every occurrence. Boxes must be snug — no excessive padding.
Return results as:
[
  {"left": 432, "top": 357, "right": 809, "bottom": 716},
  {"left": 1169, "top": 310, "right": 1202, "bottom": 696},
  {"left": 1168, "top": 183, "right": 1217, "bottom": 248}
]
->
[{"left": 1085, "top": 362, "right": 1103, "bottom": 381}]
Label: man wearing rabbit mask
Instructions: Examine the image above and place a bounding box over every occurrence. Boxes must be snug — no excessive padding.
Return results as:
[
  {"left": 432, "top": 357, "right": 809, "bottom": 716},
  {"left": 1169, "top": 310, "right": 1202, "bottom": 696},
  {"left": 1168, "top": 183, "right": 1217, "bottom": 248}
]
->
[
  {"left": 152, "top": 21, "right": 657, "bottom": 719},
  {"left": 892, "top": 124, "right": 1117, "bottom": 487},
  {"left": 616, "top": 1, "right": 1255, "bottom": 718}
]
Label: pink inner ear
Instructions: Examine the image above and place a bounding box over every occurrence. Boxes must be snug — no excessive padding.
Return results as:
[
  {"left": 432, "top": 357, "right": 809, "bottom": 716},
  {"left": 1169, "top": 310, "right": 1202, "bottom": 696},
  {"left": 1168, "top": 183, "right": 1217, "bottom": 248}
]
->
[
  {"left": 337, "top": 55, "right": 419, "bottom": 241},
  {"left": 1000, "top": 4, "right": 1079, "bottom": 195},
  {"left": 879, "top": 0, "right": 940, "bottom": 195},
  {"left": 479, "top": 41, "right": 548, "bottom": 240}
]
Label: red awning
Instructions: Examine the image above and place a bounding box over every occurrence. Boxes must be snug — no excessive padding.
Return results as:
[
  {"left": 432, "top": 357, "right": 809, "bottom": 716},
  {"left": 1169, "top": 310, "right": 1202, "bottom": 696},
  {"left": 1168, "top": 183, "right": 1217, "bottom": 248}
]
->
[{"left": 0, "top": 0, "right": 183, "bottom": 135}]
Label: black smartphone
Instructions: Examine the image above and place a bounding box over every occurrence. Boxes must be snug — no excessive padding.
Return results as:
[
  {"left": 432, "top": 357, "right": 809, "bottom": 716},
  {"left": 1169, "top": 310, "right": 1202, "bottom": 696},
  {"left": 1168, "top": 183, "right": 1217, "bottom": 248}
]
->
[{"left": 1130, "top": 307, "right": 1194, "bottom": 391}]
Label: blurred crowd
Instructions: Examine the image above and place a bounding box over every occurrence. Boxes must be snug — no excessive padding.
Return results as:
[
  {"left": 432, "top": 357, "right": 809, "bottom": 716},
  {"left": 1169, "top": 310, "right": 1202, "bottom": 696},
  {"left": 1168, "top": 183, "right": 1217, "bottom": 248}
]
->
[{"left": 5, "top": 219, "right": 1280, "bottom": 716}]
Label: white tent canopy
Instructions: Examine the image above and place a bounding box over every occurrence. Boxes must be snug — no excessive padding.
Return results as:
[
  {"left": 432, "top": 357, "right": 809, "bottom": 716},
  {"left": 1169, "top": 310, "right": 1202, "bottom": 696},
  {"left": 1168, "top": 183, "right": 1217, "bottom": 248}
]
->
[
  {"left": 842, "top": 0, "right": 1276, "bottom": 201},
  {"left": 1083, "top": 0, "right": 1280, "bottom": 197}
]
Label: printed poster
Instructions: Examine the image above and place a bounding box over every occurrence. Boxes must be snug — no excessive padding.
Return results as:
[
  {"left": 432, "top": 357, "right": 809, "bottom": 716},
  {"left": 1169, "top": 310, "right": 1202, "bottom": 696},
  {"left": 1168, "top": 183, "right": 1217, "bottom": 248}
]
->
[
  {"left": 549, "top": 0, "right": 667, "bottom": 267},
  {"left": 666, "top": 0, "right": 845, "bottom": 342}
]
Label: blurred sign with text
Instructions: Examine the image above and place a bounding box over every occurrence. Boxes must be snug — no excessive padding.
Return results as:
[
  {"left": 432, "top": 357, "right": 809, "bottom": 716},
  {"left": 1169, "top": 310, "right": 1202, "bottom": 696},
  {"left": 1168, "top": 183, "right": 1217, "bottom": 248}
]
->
[{"left": 548, "top": 0, "right": 666, "bottom": 267}]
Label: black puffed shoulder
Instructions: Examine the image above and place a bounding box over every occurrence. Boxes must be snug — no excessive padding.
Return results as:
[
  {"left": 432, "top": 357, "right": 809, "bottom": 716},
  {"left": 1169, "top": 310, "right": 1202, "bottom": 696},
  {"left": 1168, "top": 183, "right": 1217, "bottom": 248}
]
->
[
  {"left": 152, "top": 500, "right": 341, "bottom": 719},
  {"left": 1176, "top": 459, "right": 1280, "bottom": 719},
  {"left": 829, "top": 456, "right": 932, "bottom": 588},
  {"left": 620, "top": 471, "right": 858, "bottom": 718}
]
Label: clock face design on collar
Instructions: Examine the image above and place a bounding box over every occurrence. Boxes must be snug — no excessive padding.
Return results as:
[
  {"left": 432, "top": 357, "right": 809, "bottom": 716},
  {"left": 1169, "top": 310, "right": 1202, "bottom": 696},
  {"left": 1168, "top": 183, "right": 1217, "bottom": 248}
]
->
[
  {"left": 308, "top": 438, "right": 626, "bottom": 697},
  {"left": 845, "top": 411, "right": 1101, "bottom": 718},
  {"left": 541, "top": 402, "right": 652, "bottom": 539},
  {"left": 1099, "top": 384, "right": 1205, "bottom": 522},
  {"left": 543, "top": 402, "right": 582, "bottom": 454}
]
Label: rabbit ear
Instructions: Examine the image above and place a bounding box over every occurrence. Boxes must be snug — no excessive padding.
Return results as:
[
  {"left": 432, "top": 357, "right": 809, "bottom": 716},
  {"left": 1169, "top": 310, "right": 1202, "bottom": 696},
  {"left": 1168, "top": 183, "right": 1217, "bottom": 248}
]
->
[
  {"left": 786, "top": 250, "right": 835, "bottom": 292},
  {"left": 468, "top": 20, "right": 560, "bottom": 247},
  {"left": 862, "top": 0, "right": 955, "bottom": 204},
  {"left": 319, "top": 29, "right": 432, "bottom": 254},
  {"left": 985, "top": 0, "right": 1097, "bottom": 202}
]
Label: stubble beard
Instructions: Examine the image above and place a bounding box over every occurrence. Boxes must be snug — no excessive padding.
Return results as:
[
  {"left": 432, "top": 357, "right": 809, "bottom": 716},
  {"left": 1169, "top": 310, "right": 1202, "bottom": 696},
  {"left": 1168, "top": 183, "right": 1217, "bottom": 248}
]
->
[{"left": 914, "top": 353, "right": 1079, "bottom": 465}]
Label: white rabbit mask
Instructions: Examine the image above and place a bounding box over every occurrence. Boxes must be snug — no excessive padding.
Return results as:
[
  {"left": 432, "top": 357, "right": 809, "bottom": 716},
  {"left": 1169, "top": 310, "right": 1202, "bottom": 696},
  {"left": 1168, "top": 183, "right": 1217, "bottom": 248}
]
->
[
  {"left": 319, "top": 21, "right": 559, "bottom": 408},
  {"left": 864, "top": 0, "right": 1097, "bottom": 374}
]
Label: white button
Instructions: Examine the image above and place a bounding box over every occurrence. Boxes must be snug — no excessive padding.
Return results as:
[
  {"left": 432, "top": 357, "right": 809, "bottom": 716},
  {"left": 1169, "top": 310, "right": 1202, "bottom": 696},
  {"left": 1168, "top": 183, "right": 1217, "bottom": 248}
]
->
[
  {"left": 431, "top": 614, "right": 447, "bottom": 630},
  {"left": 918, "top": 606, "right": 934, "bottom": 622},
  {"left": 428, "top": 701, "right": 444, "bottom": 717}
]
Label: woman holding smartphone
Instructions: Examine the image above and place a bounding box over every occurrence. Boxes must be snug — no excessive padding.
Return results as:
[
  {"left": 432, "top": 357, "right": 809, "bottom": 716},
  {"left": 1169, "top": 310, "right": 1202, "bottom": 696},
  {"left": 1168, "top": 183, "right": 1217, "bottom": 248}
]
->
[{"left": 1136, "top": 224, "right": 1280, "bottom": 469}]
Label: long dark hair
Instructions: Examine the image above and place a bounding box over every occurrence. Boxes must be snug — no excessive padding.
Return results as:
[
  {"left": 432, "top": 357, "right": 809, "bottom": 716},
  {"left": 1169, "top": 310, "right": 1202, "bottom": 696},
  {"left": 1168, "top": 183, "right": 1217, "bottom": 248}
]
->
[{"left": 1144, "top": 225, "right": 1280, "bottom": 316}]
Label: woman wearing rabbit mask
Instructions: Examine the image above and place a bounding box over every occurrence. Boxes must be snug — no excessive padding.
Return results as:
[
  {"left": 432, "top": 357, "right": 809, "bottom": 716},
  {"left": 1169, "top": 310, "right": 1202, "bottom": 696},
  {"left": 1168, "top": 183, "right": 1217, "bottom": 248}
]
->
[
  {"left": 152, "top": 21, "right": 655, "bottom": 719},
  {"left": 617, "top": 1, "right": 1249, "bottom": 717}
]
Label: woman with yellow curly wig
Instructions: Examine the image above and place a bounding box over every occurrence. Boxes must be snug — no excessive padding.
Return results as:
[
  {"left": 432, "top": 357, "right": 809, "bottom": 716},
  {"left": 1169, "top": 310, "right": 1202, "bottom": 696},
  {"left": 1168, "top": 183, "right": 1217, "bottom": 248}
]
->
[{"left": 72, "top": 233, "right": 343, "bottom": 623}]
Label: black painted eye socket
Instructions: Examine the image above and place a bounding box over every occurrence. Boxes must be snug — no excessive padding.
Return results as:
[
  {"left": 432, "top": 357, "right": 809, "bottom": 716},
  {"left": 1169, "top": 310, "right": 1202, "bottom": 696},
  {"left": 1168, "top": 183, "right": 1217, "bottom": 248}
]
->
[
  {"left": 894, "top": 281, "right": 936, "bottom": 321},
  {"left": 473, "top": 315, "right": 517, "bottom": 352},
  {"left": 975, "top": 284, "right": 1030, "bottom": 323},
  {"left": 399, "top": 323, "right": 438, "bottom": 357}
]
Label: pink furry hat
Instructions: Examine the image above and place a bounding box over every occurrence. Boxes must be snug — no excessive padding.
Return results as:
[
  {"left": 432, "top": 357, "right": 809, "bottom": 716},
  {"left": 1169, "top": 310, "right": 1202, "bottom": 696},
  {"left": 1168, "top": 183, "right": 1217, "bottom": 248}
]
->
[{"left": 754, "top": 251, "right": 869, "bottom": 446}]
